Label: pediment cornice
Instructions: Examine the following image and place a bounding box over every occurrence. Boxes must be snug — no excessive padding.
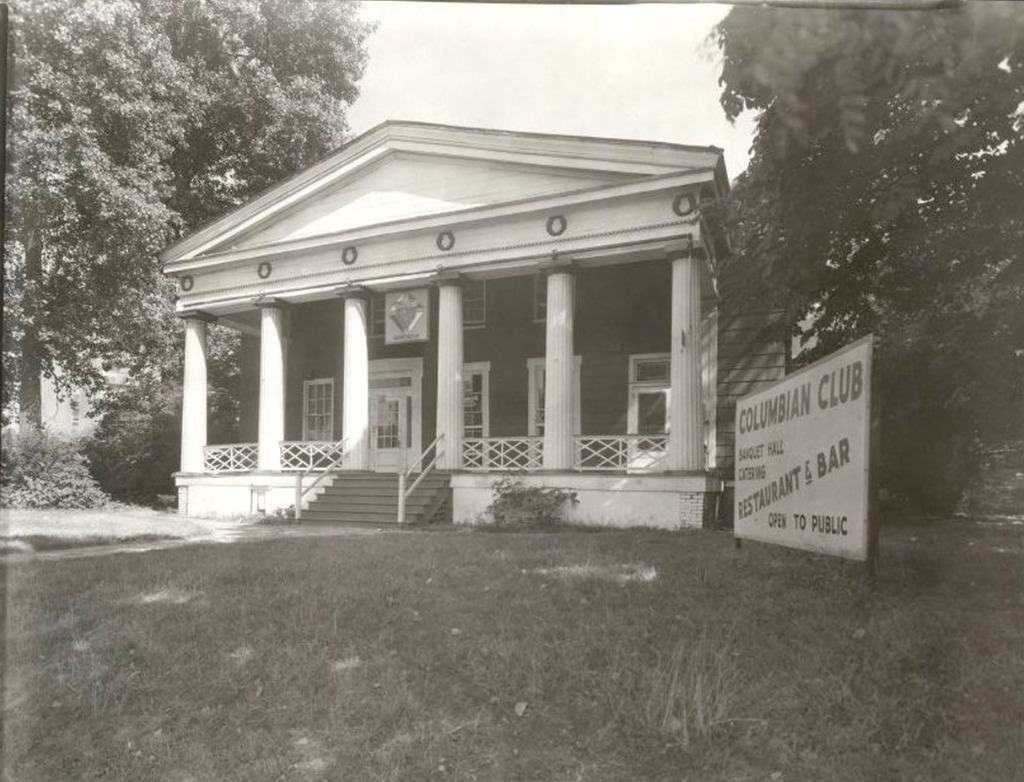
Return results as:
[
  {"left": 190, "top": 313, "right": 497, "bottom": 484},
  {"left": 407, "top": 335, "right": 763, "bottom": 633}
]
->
[
  {"left": 164, "top": 167, "right": 716, "bottom": 275},
  {"left": 160, "top": 121, "right": 725, "bottom": 266}
]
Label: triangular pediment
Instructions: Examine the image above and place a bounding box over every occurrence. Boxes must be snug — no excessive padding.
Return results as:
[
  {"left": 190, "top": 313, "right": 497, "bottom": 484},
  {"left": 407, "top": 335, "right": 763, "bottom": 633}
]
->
[
  {"left": 227, "top": 152, "right": 639, "bottom": 251},
  {"left": 162, "top": 121, "right": 725, "bottom": 264}
]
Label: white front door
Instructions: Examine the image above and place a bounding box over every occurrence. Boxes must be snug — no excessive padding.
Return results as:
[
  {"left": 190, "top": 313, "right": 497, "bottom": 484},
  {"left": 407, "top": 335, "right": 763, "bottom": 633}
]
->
[{"left": 368, "top": 359, "right": 422, "bottom": 472}]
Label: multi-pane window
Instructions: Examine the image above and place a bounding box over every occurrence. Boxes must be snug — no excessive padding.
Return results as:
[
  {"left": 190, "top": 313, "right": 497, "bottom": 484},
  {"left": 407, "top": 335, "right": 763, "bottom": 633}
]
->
[
  {"left": 532, "top": 274, "right": 547, "bottom": 322},
  {"left": 531, "top": 365, "right": 546, "bottom": 435},
  {"left": 633, "top": 356, "right": 670, "bottom": 383},
  {"left": 463, "top": 281, "right": 486, "bottom": 327},
  {"left": 368, "top": 367, "right": 417, "bottom": 455},
  {"left": 369, "top": 294, "right": 386, "bottom": 338},
  {"left": 303, "top": 379, "right": 334, "bottom": 441},
  {"left": 373, "top": 397, "right": 401, "bottom": 449},
  {"left": 527, "top": 357, "right": 581, "bottom": 436},
  {"left": 462, "top": 362, "right": 490, "bottom": 438},
  {"left": 627, "top": 354, "right": 670, "bottom": 437},
  {"left": 634, "top": 391, "right": 667, "bottom": 435},
  {"left": 369, "top": 376, "right": 412, "bottom": 390}
]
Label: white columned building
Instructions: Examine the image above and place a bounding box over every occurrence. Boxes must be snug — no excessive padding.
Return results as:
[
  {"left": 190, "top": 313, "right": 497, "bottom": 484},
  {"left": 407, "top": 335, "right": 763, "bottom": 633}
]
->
[
  {"left": 256, "top": 302, "right": 286, "bottom": 471},
  {"left": 542, "top": 267, "right": 576, "bottom": 470},
  {"left": 435, "top": 279, "right": 464, "bottom": 471},
  {"left": 341, "top": 291, "right": 370, "bottom": 470},
  {"left": 162, "top": 122, "right": 787, "bottom": 527},
  {"left": 179, "top": 314, "right": 211, "bottom": 473},
  {"left": 668, "top": 252, "right": 705, "bottom": 472}
]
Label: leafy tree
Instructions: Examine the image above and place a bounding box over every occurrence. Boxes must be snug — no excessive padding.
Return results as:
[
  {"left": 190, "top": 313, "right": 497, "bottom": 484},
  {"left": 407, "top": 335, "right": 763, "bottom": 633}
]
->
[
  {"left": 712, "top": 2, "right": 1024, "bottom": 512},
  {"left": 85, "top": 323, "right": 240, "bottom": 502},
  {"left": 3, "top": 0, "right": 373, "bottom": 425},
  {"left": 4, "top": 0, "right": 189, "bottom": 423}
]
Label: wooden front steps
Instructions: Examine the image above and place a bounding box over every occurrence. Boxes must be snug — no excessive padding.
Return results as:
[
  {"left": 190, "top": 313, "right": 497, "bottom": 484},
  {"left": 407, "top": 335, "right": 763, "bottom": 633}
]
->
[{"left": 301, "top": 471, "right": 451, "bottom": 525}]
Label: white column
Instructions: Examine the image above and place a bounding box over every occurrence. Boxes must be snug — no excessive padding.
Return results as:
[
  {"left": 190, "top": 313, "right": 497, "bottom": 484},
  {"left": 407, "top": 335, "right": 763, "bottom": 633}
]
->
[
  {"left": 257, "top": 305, "right": 286, "bottom": 471},
  {"left": 543, "top": 269, "right": 575, "bottom": 470},
  {"left": 180, "top": 315, "right": 209, "bottom": 473},
  {"left": 342, "top": 294, "right": 370, "bottom": 470},
  {"left": 669, "top": 254, "right": 704, "bottom": 471},
  {"left": 436, "top": 283, "right": 464, "bottom": 470}
]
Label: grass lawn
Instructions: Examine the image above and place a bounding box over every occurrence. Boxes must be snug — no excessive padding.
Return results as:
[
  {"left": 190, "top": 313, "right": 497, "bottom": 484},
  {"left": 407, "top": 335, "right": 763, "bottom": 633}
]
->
[
  {"left": 1, "top": 507, "right": 213, "bottom": 539},
  {"left": 0, "top": 508, "right": 255, "bottom": 553},
  {"left": 2, "top": 518, "right": 1021, "bottom": 781}
]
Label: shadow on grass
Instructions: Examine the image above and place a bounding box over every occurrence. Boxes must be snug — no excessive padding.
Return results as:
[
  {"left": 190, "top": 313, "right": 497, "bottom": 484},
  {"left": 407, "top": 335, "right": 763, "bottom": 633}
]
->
[{"left": 0, "top": 533, "right": 177, "bottom": 554}]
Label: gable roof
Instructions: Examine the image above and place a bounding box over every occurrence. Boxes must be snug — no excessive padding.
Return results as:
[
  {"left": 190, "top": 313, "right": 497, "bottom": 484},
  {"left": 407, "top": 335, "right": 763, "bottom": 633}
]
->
[{"left": 160, "top": 120, "right": 727, "bottom": 267}]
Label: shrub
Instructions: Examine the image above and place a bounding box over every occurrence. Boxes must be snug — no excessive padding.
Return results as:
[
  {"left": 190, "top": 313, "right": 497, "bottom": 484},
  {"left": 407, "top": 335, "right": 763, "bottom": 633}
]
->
[
  {"left": 0, "top": 427, "right": 111, "bottom": 509},
  {"left": 270, "top": 504, "right": 296, "bottom": 522},
  {"left": 486, "top": 477, "right": 577, "bottom": 527},
  {"left": 84, "top": 388, "right": 180, "bottom": 505}
]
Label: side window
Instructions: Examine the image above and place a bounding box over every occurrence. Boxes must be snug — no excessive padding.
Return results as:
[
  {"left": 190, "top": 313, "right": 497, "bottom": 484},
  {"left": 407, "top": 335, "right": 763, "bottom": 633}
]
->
[
  {"left": 303, "top": 378, "right": 334, "bottom": 441},
  {"left": 369, "top": 294, "right": 385, "bottom": 338},
  {"left": 463, "top": 362, "right": 490, "bottom": 438},
  {"left": 463, "top": 281, "right": 486, "bottom": 328},
  {"left": 627, "top": 354, "right": 670, "bottom": 436}
]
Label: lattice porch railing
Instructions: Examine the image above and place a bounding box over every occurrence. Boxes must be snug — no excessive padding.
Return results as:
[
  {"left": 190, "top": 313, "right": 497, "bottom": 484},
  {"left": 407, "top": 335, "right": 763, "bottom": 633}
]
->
[
  {"left": 574, "top": 435, "right": 669, "bottom": 472},
  {"left": 280, "top": 440, "right": 348, "bottom": 471},
  {"left": 203, "top": 443, "right": 258, "bottom": 473},
  {"left": 463, "top": 437, "right": 543, "bottom": 471}
]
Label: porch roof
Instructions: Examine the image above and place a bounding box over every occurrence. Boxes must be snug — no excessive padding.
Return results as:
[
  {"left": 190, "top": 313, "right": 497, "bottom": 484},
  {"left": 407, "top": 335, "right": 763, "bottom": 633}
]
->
[
  {"left": 165, "top": 122, "right": 725, "bottom": 317},
  {"left": 161, "top": 120, "right": 728, "bottom": 267}
]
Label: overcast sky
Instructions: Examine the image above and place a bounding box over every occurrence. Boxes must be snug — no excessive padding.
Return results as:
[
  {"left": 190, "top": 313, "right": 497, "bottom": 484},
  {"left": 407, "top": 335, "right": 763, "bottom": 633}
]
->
[{"left": 346, "top": 2, "right": 757, "bottom": 180}]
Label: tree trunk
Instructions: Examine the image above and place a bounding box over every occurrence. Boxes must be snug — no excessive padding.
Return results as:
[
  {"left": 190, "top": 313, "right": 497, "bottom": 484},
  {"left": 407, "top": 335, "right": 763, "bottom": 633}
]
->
[{"left": 18, "top": 230, "right": 43, "bottom": 428}]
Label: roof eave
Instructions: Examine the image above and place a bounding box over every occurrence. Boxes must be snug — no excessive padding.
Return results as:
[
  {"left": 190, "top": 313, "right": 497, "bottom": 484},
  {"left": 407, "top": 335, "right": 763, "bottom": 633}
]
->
[
  {"left": 159, "top": 121, "right": 725, "bottom": 265},
  {"left": 162, "top": 166, "right": 720, "bottom": 276}
]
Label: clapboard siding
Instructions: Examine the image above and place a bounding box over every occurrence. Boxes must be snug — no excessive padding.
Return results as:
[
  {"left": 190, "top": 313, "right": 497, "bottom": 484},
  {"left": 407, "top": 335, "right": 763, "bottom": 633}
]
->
[
  {"left": 715, "top": 306, "right": 787, "bottom": 470},
  {"left": 718, "top": 353, "right": 787, "bottom": 372},
  {"left": 719, "top": 366, "right": 787, "bottom": 384}
]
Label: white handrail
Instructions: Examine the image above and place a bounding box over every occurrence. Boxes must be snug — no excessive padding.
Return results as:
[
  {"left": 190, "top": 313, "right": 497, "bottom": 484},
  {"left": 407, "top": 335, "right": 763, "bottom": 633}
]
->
[
  {"left": 397, "top": 433, "right": 445, "bottom": 524},
  {"left": 293, "top": 439, "right": 348, "bottom": 520}
]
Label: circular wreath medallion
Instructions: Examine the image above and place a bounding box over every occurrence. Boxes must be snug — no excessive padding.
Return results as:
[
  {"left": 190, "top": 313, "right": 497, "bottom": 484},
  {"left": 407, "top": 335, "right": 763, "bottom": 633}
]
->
[
  {"left": 257, "top": 261, "right": 273, "bottom": 279},
  {"left": 546, "top": 215, "right": 567, "bottom": 237},
  {"left": 342, "top": 246, "right": 358, "bottom": 265},
  {"left": 672, "top": 192, "right": 697, "bottom": 217},
  {"left": 180, "top": 275, "right": 194, "bottom": 292},
  {"left": 436, "top": 230, "right": 455, "bottom": 252}
]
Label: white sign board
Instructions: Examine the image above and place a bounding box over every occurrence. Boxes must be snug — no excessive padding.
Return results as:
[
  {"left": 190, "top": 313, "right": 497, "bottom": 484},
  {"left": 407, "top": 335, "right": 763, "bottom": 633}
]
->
[
  {"left": 384, "top": 289, "right": 430, "bottom": 344},
  {"left": 734, "top": 335, "right": 874, "bottom": 561}
]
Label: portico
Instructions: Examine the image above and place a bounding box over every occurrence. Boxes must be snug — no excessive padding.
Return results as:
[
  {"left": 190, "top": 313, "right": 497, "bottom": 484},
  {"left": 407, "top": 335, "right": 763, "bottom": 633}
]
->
[{"left": 162, "top": 122, "right": 752, "bottom": 527}]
